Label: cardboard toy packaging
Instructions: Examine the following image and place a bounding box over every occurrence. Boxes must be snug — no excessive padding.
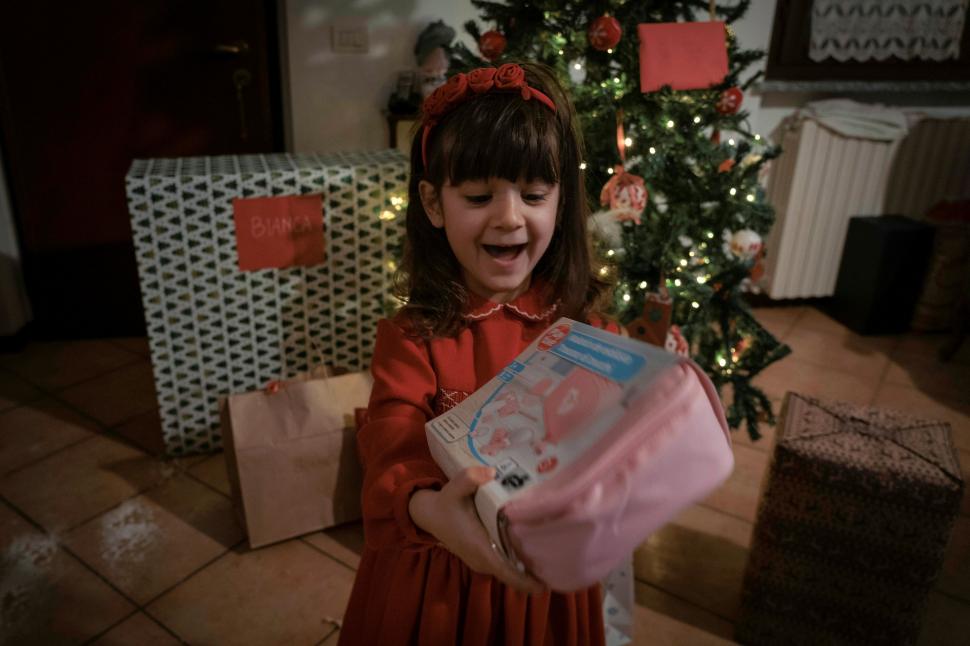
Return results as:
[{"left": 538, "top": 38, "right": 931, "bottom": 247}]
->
[{"left": 425, "top": 317, "right": 734, "bottom": 593}]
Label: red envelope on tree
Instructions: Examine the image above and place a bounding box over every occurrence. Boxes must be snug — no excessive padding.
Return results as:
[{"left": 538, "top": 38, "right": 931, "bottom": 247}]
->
[{"left": 638, "top": 21, "right": 728, "bottom": 92}]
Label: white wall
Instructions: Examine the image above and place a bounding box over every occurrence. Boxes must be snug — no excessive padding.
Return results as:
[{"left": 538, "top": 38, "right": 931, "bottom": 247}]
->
[
  {"left": 285, "top": 0, "right": 480, "bottom": 153},
  {"left": 285, "top": 0, "right": 969, "bottom": 152}
]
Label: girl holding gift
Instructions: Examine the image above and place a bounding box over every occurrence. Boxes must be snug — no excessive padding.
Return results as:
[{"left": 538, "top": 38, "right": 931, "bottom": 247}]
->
[{"left": 340, "top": 62, "right": 616, "bottom": 645}]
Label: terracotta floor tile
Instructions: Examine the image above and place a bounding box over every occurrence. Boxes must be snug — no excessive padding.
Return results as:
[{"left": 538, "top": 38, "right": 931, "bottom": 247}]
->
[
  {"left": 700, "top": 444, "right": 769, "bottom": 524},
  {"left": 633, "top": 580, "right": 736, "bottom": 645},
  {"left": 0, "top": 434, "right": 182, "bottom": 533},
  {"left": 870, "top": 383, "right": 970, "bottom": 452},
  {"left": 112, "top": 408, "right": 167, "bottom": 456},
  {"left": 895, "top": 331, "right": 970, "bottom": 366},
  {"left": 88, "top": 611, "right": 181, "bottom": 646},
  {"left": 63, "top": 475, "right": 242, "bottom": 604},
  {"left": 884, "top": 352, "right": 970, "bottom": 404},
  {"left": 783, "top": 326, "right": 895, "bottom": 382},
  {"left": 634, "top": 504, "right": 753, "bottom": 622},
  {"left": 0, "top": 340, "right": 142, "bottom": 390},
  {"left": 0, "top": 369, "right": 43, "bottom": 412},
  {"left": 55, "top": 361, "right": 158, "bottom": 428},
  {"left": 919, "top": 591, "right": 970, "bottom": 646},
  {"left": 302, "top": 520, "right": 364, "bottom": 570},
  {"left": 0, "top": 398, "right": 100, "bottom": 475},
  {"left": 937, "top": 516, "right": 970, "bottom": 603},
  {"left": 795, "top": 306, "right": 853, "bottom": 336},
  {"left": 750, "top": 306, "right": 805, "bottom": 341},
  {"left": 108, "top": 337, "right": 152, "bottom": 359},
  {"left": 752, "top": 356, "right": 878, "bottom": 406},
  {"left": 0, "top": 501, "right": 135, "bottom": 644},
  {"left": 188, "top": 450, "right": 232, "bottom": 496},
  {"left": 147, "top": 540, "right": 352, "bottom": 646}
]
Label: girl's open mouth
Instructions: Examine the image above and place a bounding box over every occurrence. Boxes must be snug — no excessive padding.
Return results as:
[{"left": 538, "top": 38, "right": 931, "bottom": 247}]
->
[{"left": 483, "top": 243, "right": 526, "bottom": 260}]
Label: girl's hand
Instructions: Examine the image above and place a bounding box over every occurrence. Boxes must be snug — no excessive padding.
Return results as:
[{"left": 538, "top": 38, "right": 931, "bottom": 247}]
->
[{"left": 409, "top": 466, "right": 547, "bottom": 595}]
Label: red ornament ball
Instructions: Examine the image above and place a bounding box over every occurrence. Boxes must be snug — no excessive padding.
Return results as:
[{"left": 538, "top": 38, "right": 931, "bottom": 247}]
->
[
  {"left": 716, "top": 87, "right": 743, "bottom": 115},
  {"left": 587, "top": 15, "right": 622, "bottom": 51},
  {"left": 479, "top": 30, "right": 507, "bottom": 61}
]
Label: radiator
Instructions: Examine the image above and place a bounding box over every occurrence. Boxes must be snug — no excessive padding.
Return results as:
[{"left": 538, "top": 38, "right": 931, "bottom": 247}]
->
[{"left": 762, "top": 116, "right": 970, "bottom": 299}]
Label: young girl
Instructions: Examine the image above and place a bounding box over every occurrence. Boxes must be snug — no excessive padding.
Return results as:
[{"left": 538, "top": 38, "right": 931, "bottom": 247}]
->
[{"left": 340, "top": 62, "right": 616, "bottom": 645}]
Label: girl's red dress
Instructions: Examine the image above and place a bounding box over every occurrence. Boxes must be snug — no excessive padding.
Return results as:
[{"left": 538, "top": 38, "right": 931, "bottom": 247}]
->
[{"left": 339, "top": 285, "right": 608, "bottom": 646}]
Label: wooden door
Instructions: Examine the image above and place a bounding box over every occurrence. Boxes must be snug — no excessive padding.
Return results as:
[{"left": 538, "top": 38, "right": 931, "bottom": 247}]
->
[{"left": 0, "top": 0, "right": 284, "bottom": 338}]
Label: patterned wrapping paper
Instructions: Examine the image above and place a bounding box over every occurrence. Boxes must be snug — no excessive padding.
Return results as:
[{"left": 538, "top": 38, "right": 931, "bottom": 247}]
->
[
  {"left": 125, "top": 151, "right": 407, "bottom": 456},
  {"left": 736, "top": 392, "right": 964, "bottom": 646}
]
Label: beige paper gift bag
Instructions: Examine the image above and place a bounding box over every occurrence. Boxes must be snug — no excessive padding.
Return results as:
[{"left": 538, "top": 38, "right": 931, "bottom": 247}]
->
[{"left": 221, "top": 371, "right": 373, "bottom": 548}]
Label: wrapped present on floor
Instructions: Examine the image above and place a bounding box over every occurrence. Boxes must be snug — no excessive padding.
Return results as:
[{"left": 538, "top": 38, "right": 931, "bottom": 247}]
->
[
  {"left": 125, "top": 151, "right": 406, "bottom": 456},
  {"left": 736, "top": 393, "right": 965, "bottom": 646}
]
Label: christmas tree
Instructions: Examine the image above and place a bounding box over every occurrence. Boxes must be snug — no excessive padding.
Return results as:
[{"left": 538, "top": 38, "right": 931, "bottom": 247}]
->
[{"left": 449, "top": 0, "right": 790, "bottom": 439}]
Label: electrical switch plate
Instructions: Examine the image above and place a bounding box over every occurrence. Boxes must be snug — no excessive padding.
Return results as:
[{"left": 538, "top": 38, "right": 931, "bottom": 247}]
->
[{"left": 331, "top": 18, "right": 368, "bottom": 54}]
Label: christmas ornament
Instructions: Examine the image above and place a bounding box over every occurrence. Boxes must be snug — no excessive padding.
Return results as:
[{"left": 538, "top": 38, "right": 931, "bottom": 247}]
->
[
  {"left": 588, "top": 15, "right": 622, "bottom": 51},
  {"left": 710, "top": 130, "right": 721, "bottom": 144},
  {"left": 626, "top": 288, "right": 672, "bottom": 347},
  {"left": 717, "top": 158, "right": 735, "bottom": 173},
  {"left": 665, "top": 325, "right": 689, "bottom": 357},
  {"left": 716, "top": 87, "right": 743, "bottom": 115},
  {"left": 479, "top": 30, "right": 507, "bottom": 61},
  {"left": 722, "top": 229, "right": 763, "bottom": 261},
  {"left": 600, "top": 166, "right": 648, "bottom": 224},
  {"left": 638, "top": 22, "right": 728, "bottom": 92}
]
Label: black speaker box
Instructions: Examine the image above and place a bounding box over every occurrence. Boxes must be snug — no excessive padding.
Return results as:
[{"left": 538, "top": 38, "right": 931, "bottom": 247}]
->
[{"left": 827, "top": 215, "right": 935, "bottom": 335}]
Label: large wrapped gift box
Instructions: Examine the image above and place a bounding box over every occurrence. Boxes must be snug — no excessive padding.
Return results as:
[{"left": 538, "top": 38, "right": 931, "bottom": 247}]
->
[
  {"left": 126, "top": 151, "right": 407, "bottom": 455},
  {"left": 736, "top": 393, "right": 964, "bottom": 646}
]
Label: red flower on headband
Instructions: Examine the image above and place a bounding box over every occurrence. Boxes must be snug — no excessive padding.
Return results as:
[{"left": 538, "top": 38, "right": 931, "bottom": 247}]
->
[
  {"left": 495, "top": 63, "right": 526, "bottom": 90},
  {"left": 441, "top": 72, "right": 469, "bottom": 103},
  {"left": 422, "top": 88, "right": 448, "bottom": 121},
  {"left": 468, "top": 67, "right": 497, "bottom": 93}
]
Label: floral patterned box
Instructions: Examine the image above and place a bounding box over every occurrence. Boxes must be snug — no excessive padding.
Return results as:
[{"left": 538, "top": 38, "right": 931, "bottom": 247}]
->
[{"left": 125, "top": 151, "right": 407, "bottom": 455}]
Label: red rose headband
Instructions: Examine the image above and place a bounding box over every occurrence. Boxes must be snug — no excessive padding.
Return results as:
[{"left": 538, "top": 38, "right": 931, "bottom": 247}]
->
[{"left": 421, "top": 63, "right": 557, "bottom": 168}]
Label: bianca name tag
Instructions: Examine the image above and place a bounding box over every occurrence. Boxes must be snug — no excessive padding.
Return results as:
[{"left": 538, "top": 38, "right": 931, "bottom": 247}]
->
[{"left": 232, "top": 194, "right": 326, "bottom": 271}]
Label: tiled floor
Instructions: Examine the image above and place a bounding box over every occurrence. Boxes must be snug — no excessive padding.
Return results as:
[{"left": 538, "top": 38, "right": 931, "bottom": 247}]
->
[{"left": 0, "top": 306, "right": 968, "bottom": 645}]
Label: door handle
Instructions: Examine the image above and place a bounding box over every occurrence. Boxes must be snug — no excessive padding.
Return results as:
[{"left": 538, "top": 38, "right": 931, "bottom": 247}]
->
[{"left": 213, "top": 40, "right": 250, "bottom": 56}]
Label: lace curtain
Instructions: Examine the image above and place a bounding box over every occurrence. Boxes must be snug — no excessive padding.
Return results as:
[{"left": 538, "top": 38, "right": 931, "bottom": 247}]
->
[{"left": 810, "top": 0, "right": 969, "bottom": 62}]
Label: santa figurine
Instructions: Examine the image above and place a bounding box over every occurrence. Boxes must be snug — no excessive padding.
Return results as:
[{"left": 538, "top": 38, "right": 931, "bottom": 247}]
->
[{"left": 415, "top": 20, "right": 455, "bottom": 98}]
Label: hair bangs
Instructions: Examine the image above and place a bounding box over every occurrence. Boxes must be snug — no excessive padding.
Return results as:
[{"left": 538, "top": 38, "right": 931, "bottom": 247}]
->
[{"left": 437, "top": 96, "right": 561, "bottom": 187}]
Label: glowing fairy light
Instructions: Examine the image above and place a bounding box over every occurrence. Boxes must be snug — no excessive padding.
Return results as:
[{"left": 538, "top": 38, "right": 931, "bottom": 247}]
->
[
  {"left": 754, "top": 134, "right": 762, "bottom": 141},
  {"left": 697, "top": 275, "right": 707, "bottom": 284},
  {"left": 622, "top": 293, "right": 631, "bottom": 302},
  {"left": 717, "top": 356, "right": 727, "bottom": 367},
  {"left": 606, "top": 249, "right": 615, "bottom": 257},
  {"left": 607, "top": 48, "right": 614, "bottom": 54},
  {"left": 558, "top": 49, "right": 564, "bottom": 55},
  {"left": 649, "top": 146, "right": 656, "bottom": 154},
  {"left": 379, "top": 210, "right": 396, "bottom": 221},
  {"left": 729, "top": 188, "right": 737, "bottom": 196},
  {"left": 666, "top": 120, "right": 675, "bottom": 128},
  {"left": 747, "top": 194, "right": 755, "bottom": 202},
  {"left": 599, "top": 266, "right": 609, "bottom": 276},
  {"left": 387, "top": 260, "right": 397, "bottom": 271},
  {"left": 692, "top": 301, "right": 700, "bottom": 309},
  {"left": 624, "top": 137, "right": 633, "bottom": 147},
  {"left": 728, "top": 138, "right": 736, "bottom": 146},
  {"left": 574, "top": 62, "right": 582, "bottom": 70},
  {"left": 674, "top": 278, "right": 682, "bottom": 286},
  {"left": 706, "top": 231, "right": 714, "bottom": 238},
  {"left": 679, "top": 259, "right": 688, "bottom": 267},
  {"left": 638, "top": 281, "right": 647, "bottom": 289},
  {"left": 693, "top": 116, "right": 701, "bottom": 124},
  {"left": 579, "top": 161, "right": 587, "bottom": 170},
  {"left": 607, "top": 167, "right": 615, "bottom": 175}
]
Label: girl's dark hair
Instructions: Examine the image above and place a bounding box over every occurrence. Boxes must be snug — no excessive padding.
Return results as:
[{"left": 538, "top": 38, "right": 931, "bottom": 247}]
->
[{"left": 397, "top": 62, "right": 611, "bottom": 337}]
